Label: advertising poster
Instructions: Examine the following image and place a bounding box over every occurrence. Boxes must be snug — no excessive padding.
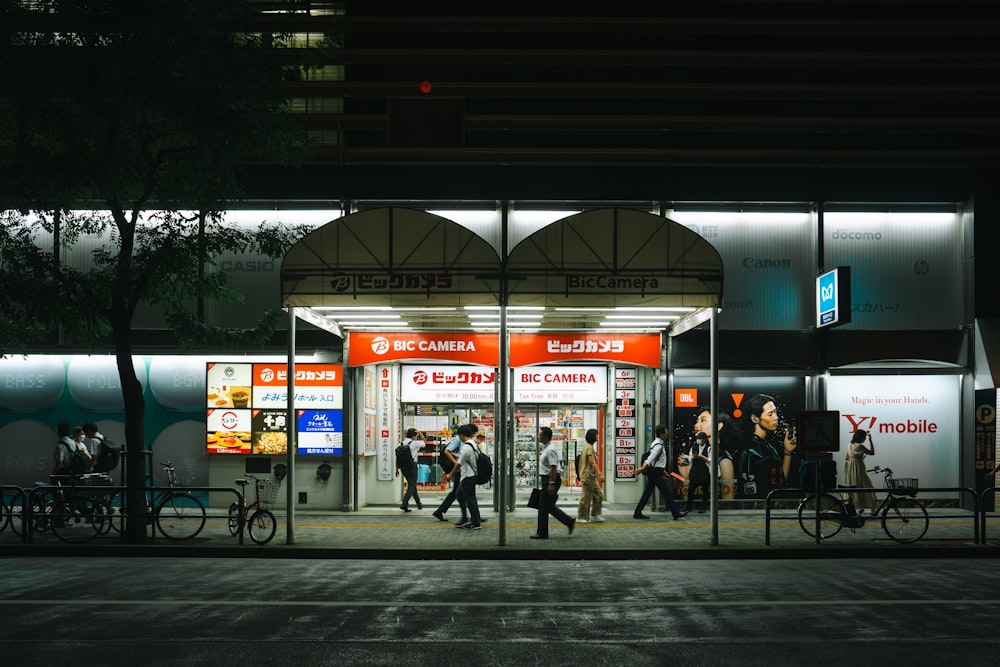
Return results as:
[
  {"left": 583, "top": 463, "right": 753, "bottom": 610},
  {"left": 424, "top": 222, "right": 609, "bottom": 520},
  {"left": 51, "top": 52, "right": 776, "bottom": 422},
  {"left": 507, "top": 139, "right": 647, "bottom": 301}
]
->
[
  {"left": 613, "top": 367, "right": 638, "bottom": 480},
  {"left": 827, "top": 375, "right": 960, "bottom": 490},
  {"left": 205, "top": 362, "right": 343, "bottom": 456},
  {"left": 297, "top": 409, "right": 343, "bottom": 455},
  {"left": 206, "top": 407, "right": 252, "bottom": 454},
  {"left": 251, "top": 410, "right": 289, "bottom": 455},
  {"left": 671, "top": 376, "right": 806, "bottom": 500}
]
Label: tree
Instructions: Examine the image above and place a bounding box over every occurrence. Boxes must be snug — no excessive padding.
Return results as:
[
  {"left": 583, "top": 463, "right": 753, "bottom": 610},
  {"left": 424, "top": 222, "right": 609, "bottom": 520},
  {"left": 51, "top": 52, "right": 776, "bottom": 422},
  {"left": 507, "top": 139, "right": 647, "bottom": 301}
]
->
[{"left": 0, "top": 0, "right": 325, "bottom": 542}]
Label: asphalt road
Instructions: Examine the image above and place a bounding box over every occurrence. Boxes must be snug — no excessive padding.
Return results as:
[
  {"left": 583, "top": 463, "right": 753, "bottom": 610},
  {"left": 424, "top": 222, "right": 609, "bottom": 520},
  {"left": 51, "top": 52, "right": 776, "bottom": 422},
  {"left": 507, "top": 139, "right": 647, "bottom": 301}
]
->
[{"left": 2, "top": 556, "right": 999, "bottom": 666}]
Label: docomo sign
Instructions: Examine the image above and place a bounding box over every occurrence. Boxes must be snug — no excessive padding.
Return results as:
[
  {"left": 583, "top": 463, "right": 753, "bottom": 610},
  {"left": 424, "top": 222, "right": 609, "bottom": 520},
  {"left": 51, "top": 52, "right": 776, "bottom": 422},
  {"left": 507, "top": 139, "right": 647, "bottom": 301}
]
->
[{"left": 349, "top": 332, "right": 499, "bottom": 366}]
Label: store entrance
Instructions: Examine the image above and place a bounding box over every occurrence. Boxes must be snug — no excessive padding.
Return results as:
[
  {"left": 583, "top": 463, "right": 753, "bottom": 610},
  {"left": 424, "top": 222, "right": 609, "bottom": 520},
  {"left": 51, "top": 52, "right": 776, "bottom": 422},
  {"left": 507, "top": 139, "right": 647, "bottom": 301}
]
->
[
  {"left": 401, "top": 404, "right": 495, "bottom": 498},
  {"left": 512, "top": 405, "right": 603, "bottom": 503}
]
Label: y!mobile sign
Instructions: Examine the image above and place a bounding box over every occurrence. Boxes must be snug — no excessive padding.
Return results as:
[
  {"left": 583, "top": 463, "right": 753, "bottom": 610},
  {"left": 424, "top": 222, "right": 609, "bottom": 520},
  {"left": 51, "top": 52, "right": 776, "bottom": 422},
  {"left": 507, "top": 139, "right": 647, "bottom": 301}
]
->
[{"left": 349, "top": 332, "right": 499, "bottom": 366}]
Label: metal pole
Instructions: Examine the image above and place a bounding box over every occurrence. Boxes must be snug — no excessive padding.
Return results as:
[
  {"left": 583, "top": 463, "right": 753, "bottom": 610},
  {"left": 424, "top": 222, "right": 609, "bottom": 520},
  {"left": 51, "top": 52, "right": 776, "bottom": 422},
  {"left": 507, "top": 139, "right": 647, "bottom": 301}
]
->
[
  {"left": 285, "top": 306, "right": 296, "bottom": 544},
  {"left": 710, "top": 307, "right": 719, "bottom": 546},
  {"left": 497, "top": 200, "right": 510, "bottom": 546}
]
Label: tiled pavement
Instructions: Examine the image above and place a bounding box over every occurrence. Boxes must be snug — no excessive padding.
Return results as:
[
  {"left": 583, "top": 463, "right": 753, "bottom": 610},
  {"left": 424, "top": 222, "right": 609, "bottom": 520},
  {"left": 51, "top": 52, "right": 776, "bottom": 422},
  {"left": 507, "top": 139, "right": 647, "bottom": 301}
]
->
[{"left": 3, "top": 502, "right": 996, "bottom": 559}]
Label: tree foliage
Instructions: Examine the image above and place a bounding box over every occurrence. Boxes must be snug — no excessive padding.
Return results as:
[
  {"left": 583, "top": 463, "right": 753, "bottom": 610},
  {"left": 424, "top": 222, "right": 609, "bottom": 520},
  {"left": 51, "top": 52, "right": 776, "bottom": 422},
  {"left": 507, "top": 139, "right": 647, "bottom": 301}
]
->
[{"left": 0, "top": 0, "right": 326, "bottom": 542}]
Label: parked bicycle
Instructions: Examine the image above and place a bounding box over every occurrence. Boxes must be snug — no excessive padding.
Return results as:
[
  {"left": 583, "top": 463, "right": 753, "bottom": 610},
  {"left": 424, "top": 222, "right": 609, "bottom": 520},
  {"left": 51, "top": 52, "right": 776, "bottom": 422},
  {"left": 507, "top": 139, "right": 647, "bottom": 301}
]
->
[
  {"left": 18, "top": 474, "right": 113, "bottom": 544},
  {"left": 228, "top": 473, "right": 278, "bottom": 544},
  {"left": 797, "top": 465, "right": 929, "bottom": 543},
  {"left": 104, "top": 461, "right": 207, "bottom": 541}
]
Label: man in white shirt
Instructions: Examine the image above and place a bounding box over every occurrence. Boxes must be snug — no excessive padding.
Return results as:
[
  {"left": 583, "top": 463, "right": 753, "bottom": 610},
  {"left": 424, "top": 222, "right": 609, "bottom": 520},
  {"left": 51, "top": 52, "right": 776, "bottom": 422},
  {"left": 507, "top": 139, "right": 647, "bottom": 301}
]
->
[
  {"left": 634, "top": 424, "right": 687, "bottom": 520},
  {"left": 433, "top": 427, "right": 471, "bottom": 523},
  {"left": 530, "top": 427, "right": 575, "bottom": 539},
  {"left": 448, "top": 424, "right": 482, "bottom": 530},
  {"left": 396, "top": 428, "right": 425, "bottom": 512}
]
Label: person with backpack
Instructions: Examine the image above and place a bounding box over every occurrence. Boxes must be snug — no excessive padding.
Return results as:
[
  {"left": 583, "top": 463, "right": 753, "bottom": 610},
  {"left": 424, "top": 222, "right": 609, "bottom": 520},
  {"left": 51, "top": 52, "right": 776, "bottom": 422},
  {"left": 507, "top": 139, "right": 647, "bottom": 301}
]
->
[
  {"left": 52, "top": 421, "right": 93, "bottom": 476},
  {"left": 82, "top": 421, "right": 120, "bottom": 475},
  {"left": 395, "top": 428, "right": 424, "bottom": 512},
  {"left": 633, "top": 424, "right": 687, "bottom": 521},
  {"left": 449, "top": 424, "right": 483, "bottom": 530},
  {"left": 432, "top": 426, "right": 472, "bottom": 524}
]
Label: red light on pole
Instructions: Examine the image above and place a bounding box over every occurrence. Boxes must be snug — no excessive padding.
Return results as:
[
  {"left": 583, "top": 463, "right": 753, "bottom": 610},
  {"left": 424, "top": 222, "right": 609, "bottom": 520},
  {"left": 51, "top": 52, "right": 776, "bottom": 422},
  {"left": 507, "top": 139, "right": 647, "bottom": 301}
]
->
[{"left": 419, "top": 80, "right": 432, "bottom": 94}]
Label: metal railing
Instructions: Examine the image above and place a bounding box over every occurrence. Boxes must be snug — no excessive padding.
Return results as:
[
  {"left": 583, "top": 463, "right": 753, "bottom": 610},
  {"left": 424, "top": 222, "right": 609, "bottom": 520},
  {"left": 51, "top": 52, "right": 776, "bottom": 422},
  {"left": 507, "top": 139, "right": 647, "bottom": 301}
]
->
[{"left": 765, "top": 485, "right": 980, "bottom": 545}]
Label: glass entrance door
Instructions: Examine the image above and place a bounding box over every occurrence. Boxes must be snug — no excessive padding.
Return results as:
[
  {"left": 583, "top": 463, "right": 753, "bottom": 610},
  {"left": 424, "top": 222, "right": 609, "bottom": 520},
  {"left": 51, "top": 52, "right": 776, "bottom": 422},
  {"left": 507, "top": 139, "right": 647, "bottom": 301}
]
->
[
  {"left": 511, "top": 405, "right": 603, "bottom": 502},
  {"left": 401, "top": 404, "right": 494, "bottom": 498}
]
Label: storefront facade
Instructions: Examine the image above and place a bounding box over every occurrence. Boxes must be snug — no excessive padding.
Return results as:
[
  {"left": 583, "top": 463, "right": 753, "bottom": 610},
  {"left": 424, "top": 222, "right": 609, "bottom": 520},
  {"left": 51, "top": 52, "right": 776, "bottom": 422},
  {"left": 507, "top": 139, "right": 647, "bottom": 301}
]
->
[{"left": 0, "top": 201, "right": 984, "bottom": 544}]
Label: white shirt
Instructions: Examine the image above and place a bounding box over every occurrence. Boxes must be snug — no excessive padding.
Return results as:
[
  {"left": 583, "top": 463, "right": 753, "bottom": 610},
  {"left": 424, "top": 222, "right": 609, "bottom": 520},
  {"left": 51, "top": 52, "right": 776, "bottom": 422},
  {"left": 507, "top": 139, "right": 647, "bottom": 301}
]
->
[
  {"left": 539, "top": 441, "right": 562, "bottom": 476},
  {"left": 458, "top": 440, "right": 478, "bottom": 479},
  {"left": 403, "top": 437, "right": 422, "bottom": 463},
  {"left": 87, "top": 431, "right": 106, "bottom": 457},
  {"left": 644, "top": 439, "right": 667, "bottom": 469}
]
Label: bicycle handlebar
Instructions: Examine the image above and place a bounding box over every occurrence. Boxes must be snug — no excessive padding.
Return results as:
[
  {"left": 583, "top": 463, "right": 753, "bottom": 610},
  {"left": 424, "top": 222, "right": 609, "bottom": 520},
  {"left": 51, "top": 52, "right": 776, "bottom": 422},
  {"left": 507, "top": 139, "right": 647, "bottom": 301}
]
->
[{"left": 867, "top": 466, "right": 892, "bottom": 475}]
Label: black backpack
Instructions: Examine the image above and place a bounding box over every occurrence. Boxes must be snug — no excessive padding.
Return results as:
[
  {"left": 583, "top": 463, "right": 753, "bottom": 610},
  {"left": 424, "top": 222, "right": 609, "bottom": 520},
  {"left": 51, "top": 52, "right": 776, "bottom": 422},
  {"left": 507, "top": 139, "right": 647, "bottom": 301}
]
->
[
  {"left": 59, "top": 441, "right": 91, "bottom": 475},
  {"left": 473, "top": 447, "right": 492, "bottom": 485},
  {"left": 395, "top": 442, "right": 415, "bottom": 470},
  {"left": 94, "top": 438, "right": 121, "bottom": 473}
]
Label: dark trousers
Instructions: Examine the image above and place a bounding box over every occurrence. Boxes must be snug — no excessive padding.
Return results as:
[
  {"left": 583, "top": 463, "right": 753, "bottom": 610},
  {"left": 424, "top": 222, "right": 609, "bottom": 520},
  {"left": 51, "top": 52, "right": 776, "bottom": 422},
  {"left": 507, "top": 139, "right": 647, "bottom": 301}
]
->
[
  {"left": 686, "top": 475, "right": 709, "bottom": 510},
  {"left": 401, "top": 465, "right": 421, "bottom": 509},
  {"left": 435, "top": 472, "right": 467, "bottom": 518},
  {"left": 458, "top": 476, "right": 481, "bottom": 526},
  {"left": 635, "top": 469, "right": 683, "bottom": 517},
  {"left": 536, "top": 475, "right": 573, "bottom": 537}
]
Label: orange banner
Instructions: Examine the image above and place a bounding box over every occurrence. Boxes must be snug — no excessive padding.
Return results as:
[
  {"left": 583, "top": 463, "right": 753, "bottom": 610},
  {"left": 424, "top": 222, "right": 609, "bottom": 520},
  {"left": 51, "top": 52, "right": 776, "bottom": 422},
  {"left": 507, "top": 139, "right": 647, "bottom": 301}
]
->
[
  {"left": 252, "top": 363, "right": 342, "bottom": 387},
  {"left": 349, "top": 332, "right": 499, "bottom": 366},
  {"left": 510, "top": 333, "right": 661, "bottom": 367}
]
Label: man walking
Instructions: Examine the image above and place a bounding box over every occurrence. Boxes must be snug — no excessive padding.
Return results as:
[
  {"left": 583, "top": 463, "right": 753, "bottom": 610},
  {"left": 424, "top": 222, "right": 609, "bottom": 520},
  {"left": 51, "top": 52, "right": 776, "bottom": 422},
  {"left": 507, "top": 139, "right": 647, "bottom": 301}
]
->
[
  {"left": 634, "top": 424, "right": 688, "bottom": 520},
  {"left": 530, "top": 427, "right": 575, "bottom": 539},
  {"left": 433, "top": 425, "right": 473, "bottom": 524},
  {"left": 451, "top": 424, "right": 483, "bottom": 530}
]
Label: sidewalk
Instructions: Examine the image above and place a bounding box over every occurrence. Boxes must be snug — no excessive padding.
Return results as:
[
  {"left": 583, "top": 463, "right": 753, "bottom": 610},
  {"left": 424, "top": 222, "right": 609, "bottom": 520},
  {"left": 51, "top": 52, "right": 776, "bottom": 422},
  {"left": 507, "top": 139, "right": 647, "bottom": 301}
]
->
[{"left": 3, "top": 503, "right": 996, "bottom": 560}]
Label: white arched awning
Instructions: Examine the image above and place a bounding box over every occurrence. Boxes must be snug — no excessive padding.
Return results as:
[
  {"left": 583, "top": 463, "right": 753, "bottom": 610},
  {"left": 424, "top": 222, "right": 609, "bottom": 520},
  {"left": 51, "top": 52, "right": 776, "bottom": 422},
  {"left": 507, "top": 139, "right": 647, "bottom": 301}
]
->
[
  {"left": 281, "top": 207, "right": 723, "bottom": 335},
  {"left": 281, "top": 207, "right": 502, "bottom": 334},
  {"left": 506, "top": 208, "right": 723, "bottom": 331}
]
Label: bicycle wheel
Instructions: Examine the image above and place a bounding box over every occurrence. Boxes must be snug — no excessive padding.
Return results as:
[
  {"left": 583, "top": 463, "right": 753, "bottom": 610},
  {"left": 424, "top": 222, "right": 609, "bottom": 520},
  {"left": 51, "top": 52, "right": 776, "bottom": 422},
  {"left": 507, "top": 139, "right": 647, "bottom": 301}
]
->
[
  {"left": 881, "top": 496, "right": 929, "bottom": 543},
  {"left": 797, "top": 493, "right": 847, "bottom": 539},
  {"left": 103, "top": 490, "right": 126, "bottom": 535},
  {"left": 227, "top": 502, "right": 241, "bottom": 536},
  {"left": 7, "top": 494, "right": 32, "bottom": 536},
  {"left": 247, "top": 509, "right": 277, "bottom": 544},
  {"left": 50, "top": 496, "right": 108, "bottom": 544},
  {"left": 154, "top": 492, "right": 206, "bottom": 540},
  {"left": 0, "top": 500, "right": 9, "bottom": 534}
]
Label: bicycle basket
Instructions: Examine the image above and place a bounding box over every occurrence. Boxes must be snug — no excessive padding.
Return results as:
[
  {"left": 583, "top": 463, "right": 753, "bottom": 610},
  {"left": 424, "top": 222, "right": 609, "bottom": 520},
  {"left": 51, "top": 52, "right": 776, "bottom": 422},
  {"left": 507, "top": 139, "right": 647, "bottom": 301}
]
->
[
  {"left": 257, "top": 479, "right": 279, "bottom": 506},
  {"left": 887, "top": 476, "right": 918, "bottom": 490}
]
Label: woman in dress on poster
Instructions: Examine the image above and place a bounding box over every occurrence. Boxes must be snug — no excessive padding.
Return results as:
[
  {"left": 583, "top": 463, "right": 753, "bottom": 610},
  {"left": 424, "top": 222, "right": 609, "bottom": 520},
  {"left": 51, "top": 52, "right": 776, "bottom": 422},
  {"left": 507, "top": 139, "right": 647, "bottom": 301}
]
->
[{"left": 843, "top": 429, "right": 877, "bottom": 513}]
